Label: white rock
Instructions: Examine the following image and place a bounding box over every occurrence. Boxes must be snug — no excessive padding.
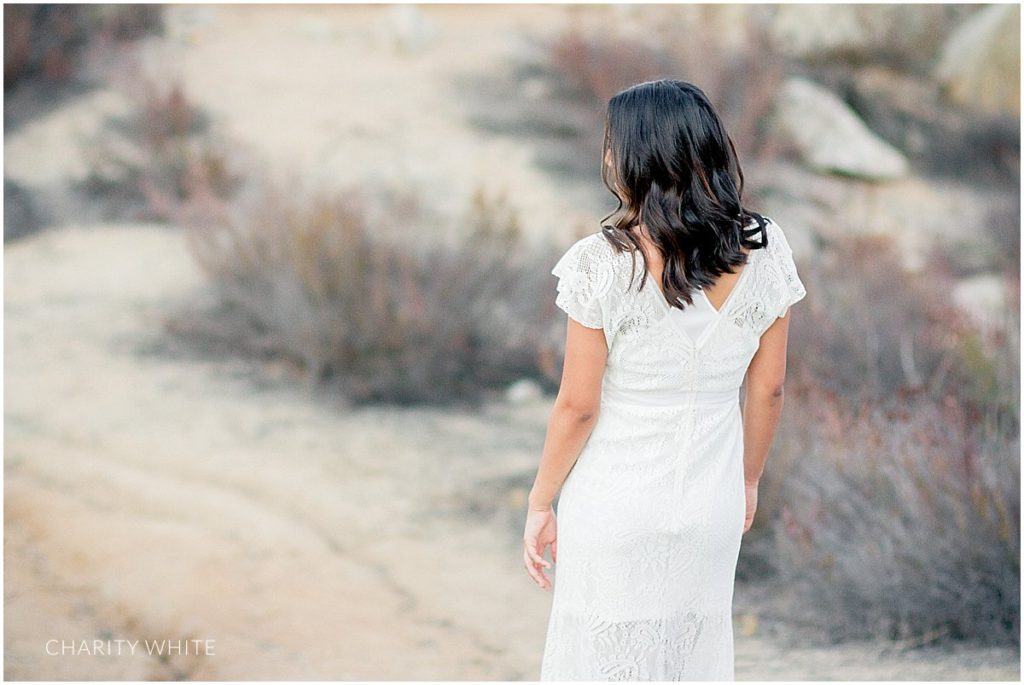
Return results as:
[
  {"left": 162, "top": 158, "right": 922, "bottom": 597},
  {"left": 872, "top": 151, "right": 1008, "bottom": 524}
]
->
[
  {"left": 935, "top": 4, "right": 1020, "bottom": 117},
  {"left": 951, "top": 273, "right": 1012, "bottom": 338},
  {"left": 769, "top": 4, "right": 954, "bottom": 62},
  {"left": 385, "top": 4, "right": 438, "bottom": 56},
  {"left": 770, "top": 77, "right": 909, "bottom": 180},
  {"left": 521, "top": 77, "right": 550, "bottom": 101},
  {"left": 506, "top": 379, "right": 543, "bottom": 405}
]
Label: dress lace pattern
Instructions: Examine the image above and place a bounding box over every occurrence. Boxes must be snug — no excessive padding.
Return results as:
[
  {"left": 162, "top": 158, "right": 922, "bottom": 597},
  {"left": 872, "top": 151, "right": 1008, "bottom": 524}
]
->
[{"left": 541, "top": 217, "right": 807, "bottom": 681}]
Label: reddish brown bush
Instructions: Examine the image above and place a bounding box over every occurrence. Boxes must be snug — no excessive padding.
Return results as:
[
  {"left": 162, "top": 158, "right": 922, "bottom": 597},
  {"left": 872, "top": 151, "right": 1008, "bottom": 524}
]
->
[
  {"left": 754, "top": 231, "right": 1019, "bottom": 645},
  {"left": 171, "top": 173, "right": 564, "bottom": 407}
]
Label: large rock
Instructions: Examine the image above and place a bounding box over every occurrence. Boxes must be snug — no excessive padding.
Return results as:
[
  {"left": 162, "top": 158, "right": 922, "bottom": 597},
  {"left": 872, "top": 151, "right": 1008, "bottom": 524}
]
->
[
  {"left": 747, "top": 157, "right": 1009, "bottom": 274},
  {"left": 768, "top": 4, "right": 968, "bottom": 64},
  {"left": 769, "top": 77, "right": 909, "bottom": 180},
  {"left": 934, "top": 4, "right": 1020, "bottom": 117}
]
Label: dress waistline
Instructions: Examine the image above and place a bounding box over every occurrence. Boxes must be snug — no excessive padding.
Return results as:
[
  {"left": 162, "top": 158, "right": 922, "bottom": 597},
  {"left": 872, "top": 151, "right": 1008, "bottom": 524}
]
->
[{"left": 601, "top": 383, "right": 739, "bottom": 408}]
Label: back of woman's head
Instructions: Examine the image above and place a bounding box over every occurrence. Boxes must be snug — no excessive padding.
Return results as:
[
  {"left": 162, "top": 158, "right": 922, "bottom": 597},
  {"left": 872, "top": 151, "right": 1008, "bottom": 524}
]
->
[{"left": 600, "top": 78, "right": 768, "bottom": 307}]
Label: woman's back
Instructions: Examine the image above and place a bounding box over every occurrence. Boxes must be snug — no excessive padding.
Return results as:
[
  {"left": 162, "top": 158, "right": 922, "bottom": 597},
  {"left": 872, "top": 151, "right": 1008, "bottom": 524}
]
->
[
  {"left": 539, "top": 215, "right": 806, "bottom": 680},
  {"left": 551, "top": 215, "right": 806, "bottom": 400}
]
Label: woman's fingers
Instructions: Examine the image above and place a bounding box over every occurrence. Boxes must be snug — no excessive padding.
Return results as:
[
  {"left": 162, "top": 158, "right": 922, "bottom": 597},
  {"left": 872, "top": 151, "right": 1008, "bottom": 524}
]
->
[
  {"left": 527, "top": 544, "right": 552, "bottom": 570},
  {"left": 743, "top": 507, "right": 756, "bottom": 533},
  {"left": 522, "top": 511, "right": 556, "bottom": 590},
  {"left": 523, "top": 547, "right": 550, "bottom": 588}
]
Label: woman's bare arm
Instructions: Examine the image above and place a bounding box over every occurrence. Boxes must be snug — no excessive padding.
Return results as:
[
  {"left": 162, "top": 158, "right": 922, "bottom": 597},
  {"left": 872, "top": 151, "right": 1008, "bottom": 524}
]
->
[
  {"left": 741, "top": 310, "right": 793, "bottom": 485},
  {"left": 528, "top": 319, "right": 608, "bottom": 510}
]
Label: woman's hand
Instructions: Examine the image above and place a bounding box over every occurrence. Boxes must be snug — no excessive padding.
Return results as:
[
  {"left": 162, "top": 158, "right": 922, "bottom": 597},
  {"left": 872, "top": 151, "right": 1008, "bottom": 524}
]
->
[
  {"left": 742, "top": 479, "right": 759, "bottom": 534},
  {"left": 523, "top": 505, "right": 556, "bottom": 590}
]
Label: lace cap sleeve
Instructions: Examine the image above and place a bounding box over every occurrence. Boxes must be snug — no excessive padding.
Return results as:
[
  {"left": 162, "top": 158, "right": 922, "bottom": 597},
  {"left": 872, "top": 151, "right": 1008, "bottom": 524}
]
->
[
  {"left": 550, "top": 233, "right": 618, "bottom": 330},
  {"left": 767, "top": 219, "right": 808, "bottom": 318}
]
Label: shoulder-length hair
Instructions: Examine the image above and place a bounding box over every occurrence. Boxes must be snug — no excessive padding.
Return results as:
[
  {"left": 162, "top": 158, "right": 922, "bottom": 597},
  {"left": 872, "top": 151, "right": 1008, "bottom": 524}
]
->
[{"left": 598, "top": 78, "right": 769, "bottom": 308}]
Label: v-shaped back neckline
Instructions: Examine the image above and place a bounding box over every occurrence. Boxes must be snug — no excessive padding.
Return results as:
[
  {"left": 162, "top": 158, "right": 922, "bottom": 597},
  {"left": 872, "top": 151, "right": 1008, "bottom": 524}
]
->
[{"left": 642, "top": 248, "right": 760, "bottom": 349}]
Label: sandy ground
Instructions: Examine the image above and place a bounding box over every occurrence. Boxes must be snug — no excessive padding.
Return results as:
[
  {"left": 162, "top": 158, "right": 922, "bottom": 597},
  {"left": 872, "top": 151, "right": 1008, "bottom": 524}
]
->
[
  {"left": 131, "top": 4, "right": 606, "bottom": 241},
  {"left": 4, "top": 225, "right": 1019, "bottom": 680},
  {"left": 4, "top": 224, "right": 553, "bottom": 679}
]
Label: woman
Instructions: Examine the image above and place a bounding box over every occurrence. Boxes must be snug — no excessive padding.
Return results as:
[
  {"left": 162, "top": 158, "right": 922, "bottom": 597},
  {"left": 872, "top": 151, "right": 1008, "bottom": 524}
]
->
[{"left": 523, "top": 79, "right": 807, "bottom": 681}]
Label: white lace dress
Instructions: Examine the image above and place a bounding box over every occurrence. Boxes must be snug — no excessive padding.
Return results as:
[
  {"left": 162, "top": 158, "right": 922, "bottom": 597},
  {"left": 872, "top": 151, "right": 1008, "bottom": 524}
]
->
[{"left": 540, "top": 217, "right": 807, "bottom": 681}]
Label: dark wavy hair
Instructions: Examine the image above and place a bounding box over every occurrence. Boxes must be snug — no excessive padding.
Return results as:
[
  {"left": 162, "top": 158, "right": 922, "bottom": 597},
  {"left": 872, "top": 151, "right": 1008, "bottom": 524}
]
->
[{"left": 598, "top": 78, "right": 770, "bottom": 309}]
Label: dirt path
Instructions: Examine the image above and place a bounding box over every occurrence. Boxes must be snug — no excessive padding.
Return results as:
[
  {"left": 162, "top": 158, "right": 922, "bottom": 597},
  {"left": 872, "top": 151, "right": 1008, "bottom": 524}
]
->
[
  {"left": 5, "top": 225, "right": 1018, "bottom": 680},
  {"left": 132, "top": 4, "right": 604, "bottom": 241},
  {"left": 3, "top": 224, "right": 553, "bottom": 679}
]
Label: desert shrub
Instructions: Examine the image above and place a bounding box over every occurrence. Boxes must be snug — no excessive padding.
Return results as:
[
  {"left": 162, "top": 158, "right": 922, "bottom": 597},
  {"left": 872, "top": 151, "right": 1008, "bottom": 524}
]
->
[
  {"left": 751, "top": 232, "right": 1020, "bottom": 645},
  {"left": 547, "top": 27, "right": 672, "bottom": 114},
  {"left": 4, "top": 5, "right": 217, "bottom": 229},
  {"left": 78, "top": 63, "right": 245, "bottom": 223},
  {"left": 984, "top": 196, "right": 1021, "bottom": 278},
  {"left": 652, "top": 13, "right": 789, "bottom": 163},
  {"left": 783, "top": 230, "right": 1012, "bottom": 412},
  {"left": 524, "top": 15, "right": 787, "bottom": 187},
  {"left": 926, "top": 110, "right": 1020, "bottom": 187},
  {"left": 771, "top": 388, "right": 1019, "bottom": 645},
  {"left": 3, "top": 178, "right": 47, "bottom": 243},
  {"left": 4, "top": 4, "right": 161, "bottom": 89},
  {"left": 543, "top": 15, "right": 787, "bottom": 145},
  {"left": 171, "top": 173, "right": 564, "bottom": 407}
]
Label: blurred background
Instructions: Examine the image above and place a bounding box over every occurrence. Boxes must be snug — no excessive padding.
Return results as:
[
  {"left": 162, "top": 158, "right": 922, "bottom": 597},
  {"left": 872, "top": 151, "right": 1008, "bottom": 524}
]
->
[{"left": 3, "top": 3, "right": 1020, "bottom": 680}]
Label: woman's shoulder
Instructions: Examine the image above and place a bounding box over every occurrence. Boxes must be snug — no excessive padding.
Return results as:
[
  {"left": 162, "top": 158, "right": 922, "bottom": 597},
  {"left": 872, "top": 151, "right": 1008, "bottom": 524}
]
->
[
  {"left": 755, "top": 215, "right": 808, "bottom": 319},
  {"left": 551, "top": 230, "right": 638, "bottom": 309},
  {"left": 550, "top": 230, "right": 632, "bottom": 332},
  {"left": 740, "top": 215, "right": 795, "bottom": 277},
  {"left": 563, "top": 230, "right": 620, "bottom": 258},
  {"left": 761, "top": 215, "right": 796, "bottom": 256},
  {"left": 554, "top": 230, "right": 634, "bottom": 278}
]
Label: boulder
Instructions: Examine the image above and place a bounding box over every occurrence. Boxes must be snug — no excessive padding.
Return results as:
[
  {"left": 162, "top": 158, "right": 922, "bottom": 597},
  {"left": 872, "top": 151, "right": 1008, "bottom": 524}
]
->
[
  {"left": 935, "top": 4, "right": 1020, "bottom": 117},
  {"left": 769, "top": 4, "right": 968, "bottom": 65},
  {"left": 769, "top": 77, "right": 909, "bottom": 181}
]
